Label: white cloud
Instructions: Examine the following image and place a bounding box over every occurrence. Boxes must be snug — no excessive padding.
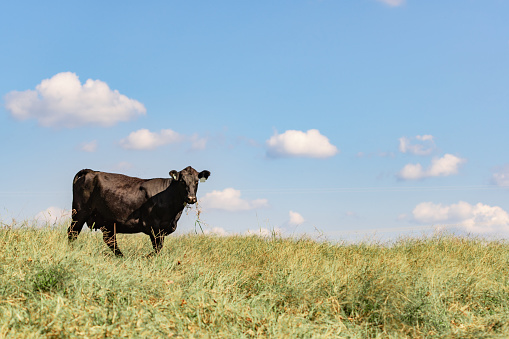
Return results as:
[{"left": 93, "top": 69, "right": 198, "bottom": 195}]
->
[
  {"left": 245, "top": 227, "right": 282, "bottom": 237},
  {"left": 80, "top": 140, "right": 98, "bottom": 152},
  {"left": 417, "top": 135, "right": 433, "bottom": 141},
  {"left": 492, "top": 166, "right": 509, "bottom": 187},
  {"left": 119, "top": 128, "right": 208, "bottom": 151},
  {"left": 399, "top": 163, "right": 425, "bottom": 180},
  {"left": 398, "top": 154, "right": 465, "bottom": 180},
  {"left": 119, "top": 128, "right": 182, "bottom": 150},
  {"left": 399, "top": 135, "right": 435, "bottom": 156},
  {"left": 204, "top": 227, "right": 229, "bottom": 236},
  {"left": 289, "top": 211, "right": 305, "bottom": 225},
  {"left": 200, "top": 188, "right": 268, "bottom": 211},
  {"left": 427, "top": 154, "right": 465, "bottom": 177},
  {"left": 345, "top": 211, "right": 359, "bottom": 218},
  {"left": 376, "top": 0, "right": 405, "bottom": 7},
  {"left": 189, "top": 134, "right": 208, "bottom": 150},
  {"left": 34, "top": 207, "right": 71, "bottom": 226},
  {"left": 411, "top": 201, "right": 509, "bottom": 233},
  {"left": 266, "top": 129, "right": 338, "bottom": 158},
  {"left": 5, "top": 72, "right": 146, "bottom": 128}
]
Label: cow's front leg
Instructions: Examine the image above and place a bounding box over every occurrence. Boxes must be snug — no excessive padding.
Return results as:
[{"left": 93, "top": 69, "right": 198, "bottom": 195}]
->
[
  {"left": 149, "top": 231, "right": 165, "bottom": 255},
  {"left": 68, "top": 209, "right": 86, "bottom": 242},
  {"left": 101, "top": 227, "right": 123, "bottom": 257}
]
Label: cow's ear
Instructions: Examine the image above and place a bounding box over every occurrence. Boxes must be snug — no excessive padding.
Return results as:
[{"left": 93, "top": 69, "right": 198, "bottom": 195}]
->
[
  {"left": 169, "top": 170, "right": 179, "bottom": 180},
  {"left": 198, "top": 170, "right": 210, "bottom": 183}
]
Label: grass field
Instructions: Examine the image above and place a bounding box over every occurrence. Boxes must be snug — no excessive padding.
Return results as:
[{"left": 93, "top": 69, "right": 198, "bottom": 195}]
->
[{"left": 1, "top": 224, "right": 509, "bottom": 338}]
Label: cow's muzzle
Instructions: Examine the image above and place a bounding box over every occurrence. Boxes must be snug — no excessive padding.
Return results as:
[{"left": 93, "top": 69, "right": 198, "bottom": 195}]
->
[{"left": 186, "top": 196, "right": 197, "bottom": 204}]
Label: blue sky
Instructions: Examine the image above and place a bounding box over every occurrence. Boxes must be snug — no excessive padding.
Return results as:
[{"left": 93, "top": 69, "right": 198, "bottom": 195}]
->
[{"left": 1, "top": 0, "right": 509, "bottom": 241}]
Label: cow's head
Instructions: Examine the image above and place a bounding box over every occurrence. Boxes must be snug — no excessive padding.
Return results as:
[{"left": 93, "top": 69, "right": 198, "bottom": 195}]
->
[{"left": 169, "top": 166, "right": 210, "bottom": 204}]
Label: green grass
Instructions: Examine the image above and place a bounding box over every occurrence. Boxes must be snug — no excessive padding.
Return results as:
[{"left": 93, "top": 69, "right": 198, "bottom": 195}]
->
[{"left": 1, "top": 225, "right": 509, "bottom": 338}]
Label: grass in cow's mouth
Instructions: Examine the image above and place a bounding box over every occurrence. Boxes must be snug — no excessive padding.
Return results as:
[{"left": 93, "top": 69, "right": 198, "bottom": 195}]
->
[{"left": 1, "top": 223, "right": 509, "bottom": 338}]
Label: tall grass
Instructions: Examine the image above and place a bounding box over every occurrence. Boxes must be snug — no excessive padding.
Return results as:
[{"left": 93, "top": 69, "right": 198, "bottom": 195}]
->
[{"left": 1, "top": 225, "right": 509, "bottom": 338}]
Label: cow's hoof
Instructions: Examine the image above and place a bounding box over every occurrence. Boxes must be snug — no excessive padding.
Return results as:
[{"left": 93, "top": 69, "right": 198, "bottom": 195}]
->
[{"left": 146, "top": 252, "right": 158, "bottom": 258}]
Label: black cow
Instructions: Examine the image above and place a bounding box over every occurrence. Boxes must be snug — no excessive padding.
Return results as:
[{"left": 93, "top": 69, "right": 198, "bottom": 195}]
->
[{"left": 68, "top": 166, "right": 210, "bottom": 256}]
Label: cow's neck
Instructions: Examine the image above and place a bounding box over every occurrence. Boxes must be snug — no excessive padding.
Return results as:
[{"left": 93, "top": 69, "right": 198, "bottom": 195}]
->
[{"left": 159, "top": 182, "right": 187, "bottom": 215}]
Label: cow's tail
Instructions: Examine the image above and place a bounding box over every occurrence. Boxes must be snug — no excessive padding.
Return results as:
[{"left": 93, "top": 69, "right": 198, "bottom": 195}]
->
[{"left": 73, "top": 169, "right": 93, "bottom": 185}]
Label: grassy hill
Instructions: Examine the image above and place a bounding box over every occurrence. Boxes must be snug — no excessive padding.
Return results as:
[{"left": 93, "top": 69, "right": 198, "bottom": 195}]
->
[{"left": 1, "top": 225, "right": 509, "bottom": 338}]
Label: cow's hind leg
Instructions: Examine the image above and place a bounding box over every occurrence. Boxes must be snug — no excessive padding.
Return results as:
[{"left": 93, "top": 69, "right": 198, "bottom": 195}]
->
[
  {"left": 68, "top": 209, "right": 86, "bottom": 242},
  {"left": 101, "top": 227, "right": 123, "bottom": 257}
]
